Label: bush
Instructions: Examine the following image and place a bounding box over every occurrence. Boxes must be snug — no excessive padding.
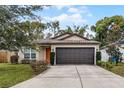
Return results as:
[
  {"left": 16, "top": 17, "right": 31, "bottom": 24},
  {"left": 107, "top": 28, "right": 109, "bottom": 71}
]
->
[
  {"left": 96, "top": 61, "right": 102, "bottom": 66},
  {"left": 50, "top": 52, "right": 55, "bottom": 65},
  {"left": 30, "top": 60, "right": 48, "bottom": 75},
  {"left": 105, "top": 62, "right": 113, "bottom": 70},
  {"left": 96, "top": 51, "right": 101, "bottom": 61},
  {"left": 97, "top": 61, "right": 113, "bottom": 70},
  {"left": 106, "top": 45, "right": 122, "bottom": 63},
  {"left": 10, "top": 55, "right": 19, "bottom": 64},
  {"left": 21, "top": 59, "right": 36, "bottom": 64}
]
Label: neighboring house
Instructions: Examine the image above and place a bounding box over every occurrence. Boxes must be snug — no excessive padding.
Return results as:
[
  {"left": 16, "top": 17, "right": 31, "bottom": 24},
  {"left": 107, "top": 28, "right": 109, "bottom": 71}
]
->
[
  {"left": 1, "top": 32, "right": 99, "bottom": 65},
  {"left": 27, "top": 32, "right": 99, "bottom": 65},
  {"left": 101, "top": 39, "right": 124, "bottom": 62}
]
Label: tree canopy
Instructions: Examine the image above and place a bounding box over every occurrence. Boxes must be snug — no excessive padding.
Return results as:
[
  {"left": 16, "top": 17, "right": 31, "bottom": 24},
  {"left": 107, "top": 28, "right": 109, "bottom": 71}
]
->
[
  {"left": 65, "top": 25, "right": 88, "bottom": 36},
  {"left": 91, "top": 15, "right": 124, "bottom": 46},
  {"left": 46, "top": 22, "right": 89, "bottom": 38},
  {"left": 0, "top": 5, "right": 47, "bottom": 51}
]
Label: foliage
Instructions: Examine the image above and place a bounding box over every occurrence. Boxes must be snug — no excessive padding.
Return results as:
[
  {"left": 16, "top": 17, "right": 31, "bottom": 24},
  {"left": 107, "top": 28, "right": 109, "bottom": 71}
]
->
[
  {"left": 0, "top": 63, "right": 34, "bottom": 88},
  {"left": 0, "top": 5, "right": 47, "bottom": 51},
  {"left": 46, "top": 23, "right": 92, "bottom": 38},
  {"left": 30, "top": 61, "right": 48, "bottom": 75},
  {"left": 45, "top": 32, "right": 53, "bottom": 39},
  {"left": 47, "top": 21, "right": 60, "bottom": 37},
  {"left": 97, "top": 61, "right": 124, "bottom": 77},
  {"left": 21, "top": 59, "right": 36, "bottom": 64},
  {"left": 106, "top": 45, "right": 122, "bottom": 62},
  {"left": 91, "top": 15, "right": 124, "bottom": 46},
  {"left": 65, "top": 25, "right": 88, "bottom": 36},
  {"left": 96, "top": 51, "right": 101, "bottom": 61},
  {"left": 10, "top": 55, "right": 19, "bottom": 64},
  {"left": 110, "top": 63, "right": 124, "bottom": 77},
  {"left": 50, "top": 52, "right": 55, "bottom": 65}
]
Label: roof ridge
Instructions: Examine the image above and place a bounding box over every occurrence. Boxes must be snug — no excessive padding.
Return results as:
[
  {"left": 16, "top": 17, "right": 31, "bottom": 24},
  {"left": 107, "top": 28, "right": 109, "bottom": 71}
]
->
[{"left": 51, "top": 32, "right": 72, "bottom": 39}]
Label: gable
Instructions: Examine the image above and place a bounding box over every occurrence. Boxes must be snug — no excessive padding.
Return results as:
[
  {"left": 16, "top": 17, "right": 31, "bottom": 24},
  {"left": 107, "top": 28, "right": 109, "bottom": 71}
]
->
[
  {"left": 55, "top": 34, "right": 70, "bottom": 40},
  {"left": 63, "top": 35, "right": 88, "bottom": 41},
  {"left": 51, "top": 33, "right": 70, "bottom": 40},
  {"left": 51, "top": 32, "right": 90, "bottom": 41}
]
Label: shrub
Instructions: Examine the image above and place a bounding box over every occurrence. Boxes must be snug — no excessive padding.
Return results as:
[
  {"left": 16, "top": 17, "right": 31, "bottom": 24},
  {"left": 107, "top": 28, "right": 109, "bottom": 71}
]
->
[
  {"left": 96, "top": 51, "right": 101, "bottom": 61},
  {"left": 50, "top": 52, "right": 55, "bottom": 65},
  {"left": 105, "top": 62, "right": 113, "bottom": 70},
  {"left": 10, "top": 55, "right": 19, "bottom": 64},
  {"left": 21, "top": 59, "right": 36, "bottom": 64},
  {"left": 30, "top": 60, "right": 48, "bottom": 75},
  {"left": 106, "top": 45, "right": 122, "bottom": 63},
  {"left": 97, "top": 61, "right": 113, "bottom": 70},
  {"left": 101, "top": 62, "right": 106, "bottom": 68},
  {"left": 96, "top": 61, "right": 102, "bottom": 66}
]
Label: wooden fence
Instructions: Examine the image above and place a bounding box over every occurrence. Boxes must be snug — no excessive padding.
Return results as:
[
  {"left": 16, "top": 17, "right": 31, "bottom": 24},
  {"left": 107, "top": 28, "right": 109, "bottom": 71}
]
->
[{"left": 0, "top": 51, "right": 8, "bottom": 63}]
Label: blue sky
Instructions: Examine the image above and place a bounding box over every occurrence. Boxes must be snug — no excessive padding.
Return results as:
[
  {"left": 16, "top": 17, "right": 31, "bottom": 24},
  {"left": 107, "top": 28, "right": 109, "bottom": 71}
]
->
[{"left": 35, "top": 5, "right": 124, "bottom": 34}]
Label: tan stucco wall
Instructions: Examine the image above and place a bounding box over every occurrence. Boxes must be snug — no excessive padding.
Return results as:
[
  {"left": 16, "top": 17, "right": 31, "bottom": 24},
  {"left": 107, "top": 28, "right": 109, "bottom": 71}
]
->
[
  {"left": 18, "top": 51, "right": 24, "bottom": 63},
  {"left": 18, "top": 48, "right": 46, "bottom": 63},
  {"left": 38, "top": 47, "right": 46, "bottom": 61}
]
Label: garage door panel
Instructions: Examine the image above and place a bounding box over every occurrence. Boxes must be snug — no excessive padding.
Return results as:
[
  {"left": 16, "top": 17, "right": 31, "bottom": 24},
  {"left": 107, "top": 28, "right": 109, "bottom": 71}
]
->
[{"left": 56, "top": 47, "right": 94, "bottom": 64}]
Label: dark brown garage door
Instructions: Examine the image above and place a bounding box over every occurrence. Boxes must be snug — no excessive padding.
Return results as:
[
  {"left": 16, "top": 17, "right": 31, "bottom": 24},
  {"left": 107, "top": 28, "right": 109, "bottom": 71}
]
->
[{"left": 56, "top": 47, "right": 94, "bottom": 64}]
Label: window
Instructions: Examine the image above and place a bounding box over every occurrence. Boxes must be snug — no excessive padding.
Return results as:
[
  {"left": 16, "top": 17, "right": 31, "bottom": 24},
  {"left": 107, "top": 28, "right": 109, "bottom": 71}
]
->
[
  {"left": 24, "top": 53, "right": 30, "bottom": 59},
  {"left": 24, "top": 48, "right": 36, "bottom": 60}
]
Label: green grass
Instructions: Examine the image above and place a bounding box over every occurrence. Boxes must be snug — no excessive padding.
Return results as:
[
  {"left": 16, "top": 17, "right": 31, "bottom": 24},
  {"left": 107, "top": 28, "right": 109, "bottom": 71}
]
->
[
  {"left": 97, "top": 61, "right": 124, "bottom": 77},
  {"left": 110, "top": 63, "right": 124, "bottom": 77},
  {"left": 0, "top": 63, "right": 34, "bottom": 88}
]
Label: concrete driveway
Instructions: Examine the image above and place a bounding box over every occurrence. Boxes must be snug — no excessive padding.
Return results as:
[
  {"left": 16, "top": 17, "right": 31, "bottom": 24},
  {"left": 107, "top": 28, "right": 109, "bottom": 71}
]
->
[{"left": 12, "top": 65, "right": 124, "bottom": 88}]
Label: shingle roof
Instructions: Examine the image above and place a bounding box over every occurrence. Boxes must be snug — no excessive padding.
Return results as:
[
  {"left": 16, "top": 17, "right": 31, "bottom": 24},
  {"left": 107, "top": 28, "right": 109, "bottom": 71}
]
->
[
  {"left": 34, "top": 39, "right": 100, "bottom": 45},
  {"left": 33, "top": 32, "right": 100, "bottom": 45}
]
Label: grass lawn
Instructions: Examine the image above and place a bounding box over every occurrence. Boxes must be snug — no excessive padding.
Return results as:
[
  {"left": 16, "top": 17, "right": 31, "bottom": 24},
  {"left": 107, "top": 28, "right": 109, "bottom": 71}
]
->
[
  {"left": 0, "top": 63, "right": 34, "bottom": 88},
  {"left": 110, "top": 63, "right": 124, "bottom": 77},
  {"left": 97, "top": 61, "right": 124, "bottom": 77}
]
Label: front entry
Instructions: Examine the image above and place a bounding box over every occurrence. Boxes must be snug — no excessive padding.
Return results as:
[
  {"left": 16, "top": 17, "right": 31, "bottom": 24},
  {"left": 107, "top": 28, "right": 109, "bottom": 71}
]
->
[{"left": 46, "top": 48, "right": 51, "bottom": 64}]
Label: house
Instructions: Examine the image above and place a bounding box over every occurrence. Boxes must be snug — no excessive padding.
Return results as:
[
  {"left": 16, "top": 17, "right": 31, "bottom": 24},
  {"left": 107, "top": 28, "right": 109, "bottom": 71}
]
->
[
  {"left": 8, "top": 32, "right": 99, "bottom": 65},
  {"left": 101, "top": 38, "right": 124, "bottom": 62},
  {"left": 18, "top": 32, "right": 99, "bottom": 65}
]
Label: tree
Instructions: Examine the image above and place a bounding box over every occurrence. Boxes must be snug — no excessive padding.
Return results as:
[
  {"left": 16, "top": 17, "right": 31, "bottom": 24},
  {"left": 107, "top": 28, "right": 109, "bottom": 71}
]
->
[
  {"left": 91, "top": 15, "right": 124, "bottom": 46},
  {"left": 106, "top": 45, "right": 122, "bottom": 63},
  {"left": 86, "top": 33, "right": 94, "bottom": 39},
  {"left": 47, "top": 21, "right": 60, "bottom": 36},
  {"left": 0, "top": 5, "right": 47, "bottom": 51},
  {"left": 65, "top": 25, "right": 88, "bottom": 36},
  {"left": 16, "top": 21, "right": 46, "bottom": 49},
  {"left": 45, "top": 32, "right": 53, "bottom": 39}
]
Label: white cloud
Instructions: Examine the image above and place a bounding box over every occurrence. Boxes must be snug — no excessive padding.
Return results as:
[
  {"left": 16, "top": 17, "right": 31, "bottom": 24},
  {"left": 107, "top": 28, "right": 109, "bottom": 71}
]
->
[
  {"left": 43, "top": 13, "right": 87, "bottom": 27},
  {"left": 68, "top": 6, "right": 93, "bottom": 17},
  {"left": 43, "top": 6, "right": 50, "bottom": 10},
  {"left": 51, "top": 14, "right": 68, "bottom": 21},
  {"left": 68, "top": 7, "right": 80, "bottom": 13},
  {"left": 55, "top": 5, "right": 71, "bottom": 10},
  {"left": 42, "top": 6, "right": 93, "bottom": 30}
]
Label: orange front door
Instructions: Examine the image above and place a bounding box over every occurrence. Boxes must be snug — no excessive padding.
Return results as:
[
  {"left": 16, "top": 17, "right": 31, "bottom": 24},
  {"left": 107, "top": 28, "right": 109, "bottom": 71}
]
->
[{"left": 46, "top": 48, "right": 51, "bottom": 64}]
